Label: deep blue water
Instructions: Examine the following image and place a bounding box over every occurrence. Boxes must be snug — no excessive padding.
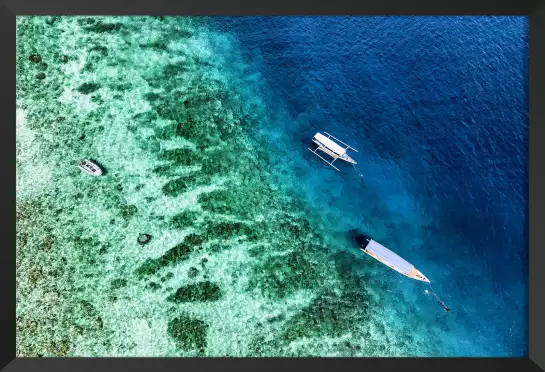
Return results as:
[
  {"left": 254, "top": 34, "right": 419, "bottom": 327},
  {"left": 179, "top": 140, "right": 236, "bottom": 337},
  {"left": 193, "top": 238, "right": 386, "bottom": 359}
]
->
[{"left": 211, "top": 16, "right": 528, "bottom": 356}]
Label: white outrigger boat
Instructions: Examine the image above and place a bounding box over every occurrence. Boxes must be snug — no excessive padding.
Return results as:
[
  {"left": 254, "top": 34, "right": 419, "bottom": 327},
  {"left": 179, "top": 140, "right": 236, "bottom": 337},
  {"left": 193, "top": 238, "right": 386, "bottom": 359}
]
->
[
  {"left": 351, "top": 230, "right": 450, "bottom": 311},
  {"left": 78, "top": 159, "right": 103, "bottom": 176},
  {"left": 308, "top": 132, "right": 358, "bottom": 171}
]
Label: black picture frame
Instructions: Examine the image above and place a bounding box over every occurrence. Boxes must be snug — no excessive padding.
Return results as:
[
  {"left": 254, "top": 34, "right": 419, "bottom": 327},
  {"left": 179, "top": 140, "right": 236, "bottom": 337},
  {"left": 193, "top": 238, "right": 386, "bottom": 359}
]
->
[{"left": 3, "top": 0, "right": 544, "bottom": 371}]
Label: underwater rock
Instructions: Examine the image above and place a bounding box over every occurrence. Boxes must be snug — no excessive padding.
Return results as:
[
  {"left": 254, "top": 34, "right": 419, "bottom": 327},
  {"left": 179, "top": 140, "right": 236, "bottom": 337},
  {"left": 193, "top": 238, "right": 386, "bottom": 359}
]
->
[
  {"left": 45, "top": 17, "right": 58, "bottom": 26},
  {"left": 29, "top": 54, "right": 41, "bottom": 63},
  {"left": 137, "top": 233, "right": 152, "bottom": 246},
  {"left": 187, "top": 267, "right": 199, "bottom": 278},
  {"left": 78, "top": 134, "right": 85, "bottom": 140},
  {"left": 35, "top": 72, "right": 45, "bottom": 80},
  {"left": 161, "top": 272, "right": 175, "bottom": 282},
  {"left": 120, "top": 205, "right": 138, "bottom": 218}
]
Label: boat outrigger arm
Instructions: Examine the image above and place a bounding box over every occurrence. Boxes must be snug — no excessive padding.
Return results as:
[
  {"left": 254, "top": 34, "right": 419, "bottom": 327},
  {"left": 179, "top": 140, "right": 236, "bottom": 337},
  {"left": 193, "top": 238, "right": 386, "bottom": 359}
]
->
[{"left": 308, "top": 132, "right": 358, "bottom": 171}]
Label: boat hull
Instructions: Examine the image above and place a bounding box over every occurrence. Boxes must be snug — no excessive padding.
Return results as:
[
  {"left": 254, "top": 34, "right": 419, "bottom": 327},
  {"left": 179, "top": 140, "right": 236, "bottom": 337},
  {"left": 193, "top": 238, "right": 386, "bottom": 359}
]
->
[
  {"left": 311, "top": 139, "right": 357, "bottom": 165},
  {"left": 341, "top": 154, "right": 357, "bottom": 164},
  {"left": 361, "top": 248, "right": 431, "bottom": 283},
  {"left": 78, "top": 160, "right": 103, "bottom": 176},
  {"left": 406, "top": 267, "right": 431, "bottom": 283}
]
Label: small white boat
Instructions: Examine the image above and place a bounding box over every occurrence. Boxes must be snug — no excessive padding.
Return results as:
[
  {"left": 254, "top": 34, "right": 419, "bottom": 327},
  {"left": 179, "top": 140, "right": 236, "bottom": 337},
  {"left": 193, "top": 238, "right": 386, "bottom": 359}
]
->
[
  {"left": 78, "top": 159, "right": 103, "bottom": 176},
  {"left": 308, "top": 132, "right": 357, "bottom": 171},
  {"left": 352, "top": 231, "right": 430, "bottom": 283}
]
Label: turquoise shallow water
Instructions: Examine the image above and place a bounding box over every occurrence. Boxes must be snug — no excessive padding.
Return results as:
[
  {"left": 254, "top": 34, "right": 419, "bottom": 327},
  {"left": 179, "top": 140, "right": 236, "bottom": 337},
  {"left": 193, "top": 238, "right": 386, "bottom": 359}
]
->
[{"left": 16, "top": 16, "right": 527, "bottom": 357}]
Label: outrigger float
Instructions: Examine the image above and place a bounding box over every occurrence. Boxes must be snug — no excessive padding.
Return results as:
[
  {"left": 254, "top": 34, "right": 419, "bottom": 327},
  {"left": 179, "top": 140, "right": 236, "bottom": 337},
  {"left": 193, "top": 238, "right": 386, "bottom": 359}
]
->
[
  {"left": 308, "top": 132, "right": 358, "bottom": 171},
  {"left": 351, "top": 230, "right": 451, "bottom": 312}
]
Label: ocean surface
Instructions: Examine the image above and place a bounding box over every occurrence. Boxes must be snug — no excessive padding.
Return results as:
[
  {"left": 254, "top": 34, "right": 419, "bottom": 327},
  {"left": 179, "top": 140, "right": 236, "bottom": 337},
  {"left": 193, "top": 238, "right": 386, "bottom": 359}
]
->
[{"left": 16, "top": 16, "right": 528, "bottom": 357}]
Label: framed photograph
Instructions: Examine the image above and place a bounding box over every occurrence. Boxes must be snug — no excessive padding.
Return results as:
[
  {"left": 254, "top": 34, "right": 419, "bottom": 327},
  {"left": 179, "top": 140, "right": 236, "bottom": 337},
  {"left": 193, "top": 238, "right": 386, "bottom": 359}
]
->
[{"left": 4, "top": 0, "right": 544, "bottom": 371}]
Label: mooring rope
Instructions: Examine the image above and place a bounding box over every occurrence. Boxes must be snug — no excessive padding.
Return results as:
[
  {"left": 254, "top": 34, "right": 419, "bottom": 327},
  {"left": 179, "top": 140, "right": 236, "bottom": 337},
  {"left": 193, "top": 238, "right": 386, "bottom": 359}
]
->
[
  {"left": 352, "top": 163, "right": 363, "bottom": 176},
  {"left": 425, "top": 282, "right": 451, "bottom": 312},
  {"left": 352, "top": 164, "right": 366, "bottom": 187}
]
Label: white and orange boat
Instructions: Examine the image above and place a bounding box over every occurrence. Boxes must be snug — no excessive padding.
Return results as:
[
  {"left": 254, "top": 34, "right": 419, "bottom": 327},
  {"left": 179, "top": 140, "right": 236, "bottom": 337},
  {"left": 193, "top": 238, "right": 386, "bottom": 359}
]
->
[
  {"left": 351, "top": 231, "right": 430, "bottom": 283},
  {"left": 353, "top": 232, "right": 450, "bottom": 311}
]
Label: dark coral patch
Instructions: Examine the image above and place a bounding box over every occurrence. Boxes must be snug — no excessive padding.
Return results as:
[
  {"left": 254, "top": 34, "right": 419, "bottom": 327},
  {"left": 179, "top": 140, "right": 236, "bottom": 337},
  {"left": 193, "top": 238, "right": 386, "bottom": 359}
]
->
[
  {"left": 204, "top": 221, "right": 251, "bottom": 240},
  {"left": 175, "top": 118, "right": 200, "bottom": 139},
  {"left": 77, "top": 83, "right": 100, "bottom": 94},
  {"left": 279, "top": 217, "right": 312, "bottom": 239},
  {"left": 134, "top": 234, "right": 207, "bottom": 278},
  {"left": 248, "top": 250, "right": 321, "bottom": 299},
  {"left": 88, "top": 45, "right": 108, "bottom": 56},
  {"left": 135, "top": 259, "right": 162, "bottom": 278},
  {"left": 187, "top": 267, "right": 199, "bottom": 278},
  {"left": 281, "top": 288, "right": 369, "bottom": 343},
  {"left": 140, "top": 42, "right": 169, "bottom": 51},
  {"left": 153, "top": 123, "right": 179, "bottom": 140},
  {"left": 147, "top": 282, "right": 161, "bottom": 291},
  {"left": 83, "top": 22, "right": 123, "bottom": 33},
  {"left": 144, "top": 92, "right": 162, "bottom": 102},
  {"left": 159, "top": 148, "right": 199, "bottom": 166},
  {"left": 171, "top": 210, "right": 198, "bottom": 229},
  {"left": 162, "top": 175, "right": 198, "bottom": 196},
  {"left": 167, "top": 315, "right": 208, "bottom": 353},
  {"left": 167, "top": 281, "right": 222, "bottom": 303},
  {"left": 110, "top": 278, "right": 127, "bottom": 289},
  {"left": 133, "top": 111, "right": 158, "bottom": 124},
  {"left": 161, "top": 241, "right": 193, "bottom": 263}
]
